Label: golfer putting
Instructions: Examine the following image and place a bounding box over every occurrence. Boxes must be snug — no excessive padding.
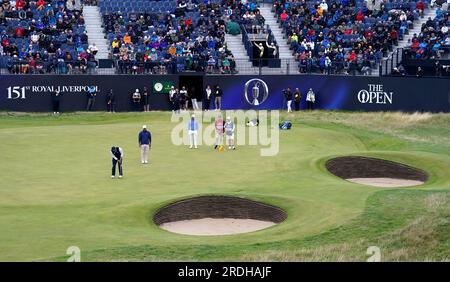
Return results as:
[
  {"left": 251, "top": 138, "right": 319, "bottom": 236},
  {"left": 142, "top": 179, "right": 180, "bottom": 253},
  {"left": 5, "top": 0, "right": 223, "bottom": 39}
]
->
[{"left": 110, "top": 146, "right": 124, "bottom": 178}]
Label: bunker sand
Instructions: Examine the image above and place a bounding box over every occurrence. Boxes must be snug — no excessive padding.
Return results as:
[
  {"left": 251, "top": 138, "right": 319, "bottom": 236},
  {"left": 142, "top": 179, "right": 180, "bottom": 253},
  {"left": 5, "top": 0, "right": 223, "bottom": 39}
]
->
[
  {"left": 160, "top": 218, "right": 276, "bottom": 235},
  {"left": 326, "top": 156, "right": 428, "bottom": 188},
  {"left": 347, "top": 178, "right": 424, "bottom": 187}
]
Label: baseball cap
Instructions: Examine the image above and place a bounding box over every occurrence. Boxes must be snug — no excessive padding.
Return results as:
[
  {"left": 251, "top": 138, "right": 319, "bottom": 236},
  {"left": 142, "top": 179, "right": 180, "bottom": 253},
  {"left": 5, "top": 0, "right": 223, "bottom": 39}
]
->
[{"left": 142, "top": 125, "right": 147, "bottom": 129}]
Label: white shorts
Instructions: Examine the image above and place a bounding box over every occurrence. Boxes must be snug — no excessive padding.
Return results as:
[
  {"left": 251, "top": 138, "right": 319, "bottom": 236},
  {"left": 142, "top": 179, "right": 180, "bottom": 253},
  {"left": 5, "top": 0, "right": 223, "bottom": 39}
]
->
[{"left": 226, "top": 134, "right": 234, "bottom": 141}]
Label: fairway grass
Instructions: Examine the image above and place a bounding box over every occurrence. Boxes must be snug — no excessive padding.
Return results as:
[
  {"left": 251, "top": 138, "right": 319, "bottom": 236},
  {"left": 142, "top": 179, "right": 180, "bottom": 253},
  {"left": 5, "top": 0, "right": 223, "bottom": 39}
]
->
[{"left": 0, "top": 111, "right": 449, "bottom": 262}]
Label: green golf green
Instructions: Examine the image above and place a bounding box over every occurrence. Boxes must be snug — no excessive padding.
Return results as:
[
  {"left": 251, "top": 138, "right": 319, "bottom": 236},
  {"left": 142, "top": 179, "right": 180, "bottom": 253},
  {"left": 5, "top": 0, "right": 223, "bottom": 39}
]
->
[{"left": 0, "top": 111, "right": 449, "bottom": 262}]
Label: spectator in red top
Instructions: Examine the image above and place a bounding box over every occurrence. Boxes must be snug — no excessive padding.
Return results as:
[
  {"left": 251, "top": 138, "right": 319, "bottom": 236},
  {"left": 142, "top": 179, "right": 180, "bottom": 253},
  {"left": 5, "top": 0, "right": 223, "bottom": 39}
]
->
[
  {"left": 349, "top": 51, "right": 357, "bottom": 62},
  {"left": 15, "top": 27, "right": 25, "bottom": 38},
  {"left": 185, "top": 17, "right": 192, "bottom": 27},
  {"left": 280, "top": 10, "right": 288, "bottom": 23},
  {"left": 16, "top": 0, "right": 25, "bottom": 10},
  {"left": 390, "top": 29, "right": 398, "bottom": 45},
  {"left": 28, "top": 56, "right": 36, "bottom": 73},
  {"left": 411, "top": 38, "right": 420, "bottom": 50},
  {"left": 37, "top": 0, "right": 46, "bottom": 11},
  {"left": 356, "top": 10, "right": 364, "bottom": 22},
  {"left": 364, "top": 28, "right": 373, "bottom": 39},
  {"left": 416, "top": 1, "right": 425, "bottom": 17}
]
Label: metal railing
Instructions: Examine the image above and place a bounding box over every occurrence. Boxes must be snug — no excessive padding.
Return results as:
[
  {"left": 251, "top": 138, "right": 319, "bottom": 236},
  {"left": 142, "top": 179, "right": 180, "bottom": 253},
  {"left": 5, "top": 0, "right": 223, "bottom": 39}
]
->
[
  {"left": 380, "top": 48, "right": 404, "bottom": 76},
  {"left": 1, "top": 59, "right": 387, "bottom": 76}
]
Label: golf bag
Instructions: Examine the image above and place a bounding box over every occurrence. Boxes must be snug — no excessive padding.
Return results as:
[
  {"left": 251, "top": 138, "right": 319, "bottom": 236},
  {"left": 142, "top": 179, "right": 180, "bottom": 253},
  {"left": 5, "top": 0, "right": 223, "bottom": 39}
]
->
[{"left": 279, "top": 120, "right": 292, "bottom": 130}]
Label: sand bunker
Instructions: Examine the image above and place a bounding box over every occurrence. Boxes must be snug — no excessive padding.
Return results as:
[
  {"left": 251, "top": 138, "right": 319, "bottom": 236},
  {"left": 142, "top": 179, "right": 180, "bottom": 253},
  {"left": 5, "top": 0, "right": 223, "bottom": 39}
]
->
[
  {"left": 160, "top": 218, "right": 276, "bottom": 236},
  {"left": 153, "top": 196, "right": 287, "bottom": 236},
  {"left": 326, "top": 156, "right": 428, "bottom": 188}
]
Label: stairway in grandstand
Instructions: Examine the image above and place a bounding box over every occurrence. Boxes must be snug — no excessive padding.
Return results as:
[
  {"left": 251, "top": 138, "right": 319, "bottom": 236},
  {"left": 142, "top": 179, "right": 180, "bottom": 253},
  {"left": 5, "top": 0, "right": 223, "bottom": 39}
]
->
[
  {"left": 224, "top": 33, "right": 254, "bottom": 74},
  {"left": 83, "top": 5, "right": 110, "bottom": 60},
  {"left": 259, "top": 4, "right": 298, "bottom": 63},
  {"left": 378, "top": 6, "right": 437, "bottom": 76}
]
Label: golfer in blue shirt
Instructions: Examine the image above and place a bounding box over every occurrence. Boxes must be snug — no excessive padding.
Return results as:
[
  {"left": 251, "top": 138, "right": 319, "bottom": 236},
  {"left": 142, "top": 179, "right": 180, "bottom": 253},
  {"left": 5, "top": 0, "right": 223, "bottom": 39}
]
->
[
  {"left": 139, "top": 125, "right": 152, "bottom": 164},
  {"left": 188, "top": 114, "right": 198, "bottom": 149}
]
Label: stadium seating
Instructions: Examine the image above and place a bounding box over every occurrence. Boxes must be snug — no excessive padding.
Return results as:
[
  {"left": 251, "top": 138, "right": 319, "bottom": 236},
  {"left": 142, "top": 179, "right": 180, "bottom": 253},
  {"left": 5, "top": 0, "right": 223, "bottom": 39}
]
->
[
  {"left": 408, "top": 6, "right": 450, "bottom": 59},
  {"left": 0, "top": 0, "right": 448, "bottom": 76},
  {"left": 0, "top": 0, "right": 96, "bottom": 74},
  {"left": 99, "top": 0, "right": 240, "bottom": 74},
  {"left": 271, "top": 0, "right": 431, "bottom": 74}
]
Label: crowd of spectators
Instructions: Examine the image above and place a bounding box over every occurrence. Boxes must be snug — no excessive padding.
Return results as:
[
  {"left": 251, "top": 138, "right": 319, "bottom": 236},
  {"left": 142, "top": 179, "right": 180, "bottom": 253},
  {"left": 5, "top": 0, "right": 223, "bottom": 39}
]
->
[
  {"left": 408, "top": 4, "right": 449, "bottom": 59},
  {"left": 272, "top": 0, "right": 426, "bottom": 75},
  {"left": 1, "top": 0, "right": 448, "bottom": 75},
  {"left": 0, "top": 0, "right": 98, "bottom": 74},
  {"left": 102, "top": 0, "right": 240, "bottom": 74}
]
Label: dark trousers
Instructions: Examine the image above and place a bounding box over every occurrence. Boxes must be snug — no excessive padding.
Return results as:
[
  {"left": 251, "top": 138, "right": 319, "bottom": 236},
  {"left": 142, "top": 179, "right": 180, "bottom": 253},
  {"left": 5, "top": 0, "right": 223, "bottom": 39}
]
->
[
  {"left": 86, "top": 97, "right": 95, "bottom": 111},
  {"left": 112, "top": 158, "right": 123, "bottom": 176},
  {"left": 203, "top": 98, "right": 210, "bottom": 110},
  {"left": 307, "top": 101, "right": 314, "bottom": 110},
  {"left": 294, "top": 101, "right": 300, "bottom": 111},
  {"left": 52, "top": 100, "right": 60, "bottom": 112},
  {"left": 107, "top": 102, "right": 115, "bottom": 112}
]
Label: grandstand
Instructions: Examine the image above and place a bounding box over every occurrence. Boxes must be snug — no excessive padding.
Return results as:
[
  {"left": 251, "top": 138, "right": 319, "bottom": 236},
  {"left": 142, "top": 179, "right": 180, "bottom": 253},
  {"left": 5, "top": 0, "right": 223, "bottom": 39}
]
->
[{"left": 0, "top": 0, "right": 449, "bottom": 76}]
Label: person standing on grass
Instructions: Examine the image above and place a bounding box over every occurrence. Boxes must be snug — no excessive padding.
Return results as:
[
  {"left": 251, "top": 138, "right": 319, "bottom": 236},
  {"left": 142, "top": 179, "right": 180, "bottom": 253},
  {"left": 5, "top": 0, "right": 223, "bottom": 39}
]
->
[
  {"left": 110, "top": 146, "right": 124, "bottom": 179},
  {"left": 179, "top": 86, "right": 187, "bottom": 111},
  {"left": 284, "top": 87, "right": 292, "bottom": 113},
  {"left": 132, "top": 89, "right": 141, "bottom": 111},
  {"left": 138, "top": 125, "right": 152, "bottom": 164},
  {"left": 294, "top": 88, "right": 301, "bottom": 111},
  {"left": 214, "top": 114, "right": 224, "bottom": 149},
  {"left": 142, "top": 86, "right": 150, "bottom": 112},
  {"left": 191, "top": 87, "right": 199, "bottom": 110},
  {"left": 215, "top": 85, "right": 222, "bottom": 110},
  {"left": 169, "top": 86, "right": 177, "bottom": 113},
  {"left": 106, "top": 89, "right": 115, "bottom": 113},
  {"left": 51, "top": 90, "right": 61, "bottom": 115},
  {"left": 180, "top": 86, "right": 189, "bottom": 110},
  {"left": 86, "top": 86, "right": 97, "bottom": 111},
  {"left": 224, "top": 116, "right": 235, "bottom": 150},
  {"left": 204, "top": 85, "right": 212, "bottom": 111},
  {"left": 306, "top": 88, "right": 315, "bottom": 110},
  {"left": 188, "top": 114, "right": 198, "bottom": 149}
]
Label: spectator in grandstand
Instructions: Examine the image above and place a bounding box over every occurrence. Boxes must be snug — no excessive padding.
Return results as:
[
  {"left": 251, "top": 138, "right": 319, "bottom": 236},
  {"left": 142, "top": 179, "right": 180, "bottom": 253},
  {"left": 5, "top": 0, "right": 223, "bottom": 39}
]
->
[
  {"left": 204, "top": 85, "right": 212, "bottom": 111},
  {"left": 106, "top": 89, "right": 116, "bottom": 113},
  {"left": 138, "top": 125, "right": 152, "bottom": 164},
  {"left": 86, "top": 87, "right": 97, "bottom": 111},
  {"left": 88, "top": 43, "right": 98, "bottom": 56},
  {"left": 224, "top": 116, "right": 236, "bottom": 150},
  {"left": 416, "top": 0, "right": 425, "bottom": 17},
  {"left": 214, "top": 85, "right": 222, "bottom": 111},
  {"left": 188, "top": 114, "right": 199, "bottom": 149},
  {"left": 266, "top": 41, "right": 277, "bottom": 58},
  {"left": 392, "top": 67, "right": 402, "bottom": 76},
  {"left": 214, "top": 114, "right": 224, "bottom": 150},
  {"left": 294, "top": 88, "right": 301, "bottom": 111},
  {"left": 110, "top": 146, "right": 124, "bottom": 179},
  {"left": 51, "top": 90, "right": 61, "bottom": 115},
  {"left": 132, "top": 89, "right": 141, "bottom": 111},
  {"left": 142, "top": 87, "right": 150, "bottom": 112},
  {"left": 306, "top": 88, "right": 316, "bottom": 110}
]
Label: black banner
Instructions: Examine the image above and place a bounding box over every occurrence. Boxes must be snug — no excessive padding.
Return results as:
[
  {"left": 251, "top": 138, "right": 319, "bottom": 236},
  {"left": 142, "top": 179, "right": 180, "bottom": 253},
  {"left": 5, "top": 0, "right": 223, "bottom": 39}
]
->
[
  {"left": 1, "top": 75, "right": 449, "bottom": 112},
  {"left": 0, "top": 75, "right": 178, "bottom": 112},
  {"left": 204, "top": 75, "right": 450, "bottom": 112}
]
